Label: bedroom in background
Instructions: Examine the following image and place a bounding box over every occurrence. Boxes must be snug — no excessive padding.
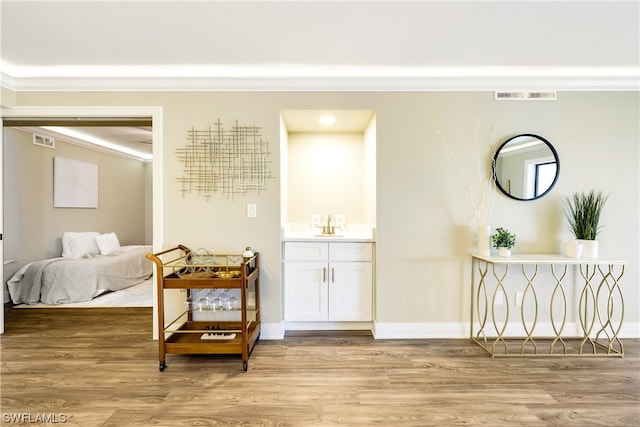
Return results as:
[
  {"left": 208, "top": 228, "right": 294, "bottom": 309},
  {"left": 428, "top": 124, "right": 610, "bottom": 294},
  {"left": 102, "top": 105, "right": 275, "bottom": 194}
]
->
[{"left": 2, "top": 120, "right": 153, "bottom": 309}]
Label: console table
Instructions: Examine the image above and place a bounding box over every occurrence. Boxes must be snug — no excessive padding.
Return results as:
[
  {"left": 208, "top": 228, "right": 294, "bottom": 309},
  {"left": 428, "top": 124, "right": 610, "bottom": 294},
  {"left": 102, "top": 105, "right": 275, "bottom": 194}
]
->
[{"left": 470, "top": 254, "right": 625, "bottom": 357}]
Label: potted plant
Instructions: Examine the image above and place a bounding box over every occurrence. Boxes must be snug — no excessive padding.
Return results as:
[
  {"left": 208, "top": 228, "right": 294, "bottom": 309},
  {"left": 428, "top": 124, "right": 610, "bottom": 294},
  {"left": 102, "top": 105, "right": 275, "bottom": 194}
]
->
[
  {"left": 564, "top": 190, "right": 608, "bottom": 258},
  {"left": 491, "top": 227, "right": 516, "bottom": 257}
]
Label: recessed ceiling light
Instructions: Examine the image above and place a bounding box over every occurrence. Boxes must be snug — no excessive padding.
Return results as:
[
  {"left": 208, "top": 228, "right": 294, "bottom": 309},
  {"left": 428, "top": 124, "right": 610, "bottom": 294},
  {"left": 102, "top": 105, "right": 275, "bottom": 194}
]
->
[{"left": 318, "top": 115, "right": 336, "bottom": 126}]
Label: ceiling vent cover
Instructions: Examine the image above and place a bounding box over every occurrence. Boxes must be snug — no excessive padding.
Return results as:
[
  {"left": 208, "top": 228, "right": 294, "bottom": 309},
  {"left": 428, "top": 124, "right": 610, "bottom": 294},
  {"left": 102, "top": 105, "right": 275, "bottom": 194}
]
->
[
  {"left": 495, "top": 91, "right": 556, "bottom": 101},
  {"left": 495, "top": 91, "right": 526, "bottom": 100},
  {"left": 33, "top": 134, "right": 55, "bottom": 148}
]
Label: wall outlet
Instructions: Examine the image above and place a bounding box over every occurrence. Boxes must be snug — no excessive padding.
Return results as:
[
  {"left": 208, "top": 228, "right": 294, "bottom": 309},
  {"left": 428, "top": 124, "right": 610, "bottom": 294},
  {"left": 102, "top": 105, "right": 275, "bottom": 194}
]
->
[{"left": 247, "top": 203, "right": 257, "bottom": 218}]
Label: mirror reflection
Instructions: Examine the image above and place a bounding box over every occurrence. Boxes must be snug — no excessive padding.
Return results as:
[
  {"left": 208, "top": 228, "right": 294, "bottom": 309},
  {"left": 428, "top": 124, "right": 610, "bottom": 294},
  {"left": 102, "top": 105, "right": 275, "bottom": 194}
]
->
[{"left": 493, "top": 134, "right": 559, "bottom": 201}]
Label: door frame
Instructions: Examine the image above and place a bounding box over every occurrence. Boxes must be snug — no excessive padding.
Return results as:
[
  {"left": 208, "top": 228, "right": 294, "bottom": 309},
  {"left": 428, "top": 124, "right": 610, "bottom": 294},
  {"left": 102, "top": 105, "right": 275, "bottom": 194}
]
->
[{"left": 0, "top": 106, "right": 164, "bottom": 338}]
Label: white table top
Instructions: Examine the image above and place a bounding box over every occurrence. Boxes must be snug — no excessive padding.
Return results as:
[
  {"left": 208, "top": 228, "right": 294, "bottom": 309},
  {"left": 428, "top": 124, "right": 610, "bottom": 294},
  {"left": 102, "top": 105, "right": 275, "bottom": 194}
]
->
[{"left": 472, "top": 253, "right": 625, "bottom": 265}]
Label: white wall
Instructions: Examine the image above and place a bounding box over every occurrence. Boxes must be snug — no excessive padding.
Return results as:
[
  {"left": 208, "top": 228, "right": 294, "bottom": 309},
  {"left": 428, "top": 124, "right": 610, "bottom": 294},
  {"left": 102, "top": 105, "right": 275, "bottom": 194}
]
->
[
  {"left": 363, "top": 115, "right": 377, "bottom": 226},
  {"left": 287, "top": 132, "right": 366, "bottom": 224},
  {"left": 9, "top": 90, "right": 639, "bottom": 338}
]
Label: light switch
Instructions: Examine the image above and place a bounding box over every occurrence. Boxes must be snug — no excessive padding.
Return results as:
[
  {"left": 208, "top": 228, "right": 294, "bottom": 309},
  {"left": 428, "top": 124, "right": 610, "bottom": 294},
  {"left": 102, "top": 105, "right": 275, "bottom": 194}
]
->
[{"left": 247, "top": 203, "right": 257, "bottom": 218}]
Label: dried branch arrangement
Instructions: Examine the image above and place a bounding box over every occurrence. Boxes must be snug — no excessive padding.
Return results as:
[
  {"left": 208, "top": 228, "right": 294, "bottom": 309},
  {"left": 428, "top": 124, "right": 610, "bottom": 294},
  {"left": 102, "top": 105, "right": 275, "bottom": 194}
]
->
[{"left": 438, "top": 121, "right": 497, "bottom": 225}]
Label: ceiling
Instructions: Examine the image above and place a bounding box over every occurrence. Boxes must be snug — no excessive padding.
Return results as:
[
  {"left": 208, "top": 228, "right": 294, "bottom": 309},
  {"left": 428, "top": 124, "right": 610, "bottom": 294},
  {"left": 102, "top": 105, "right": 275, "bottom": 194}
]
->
[
  {"left": 21, "top": 125, "right": 153, "bottom": 158},
  {"left": 1, "top": 1, "right": 638, "bottom": 91},
  {"left": 1, "top": 1, "right": 638, "bottom": 158},
  {"left": 281, "top": 110, "right": 375, "bottom": 132},
  {"left": 4, "top": 118, "right": 154, "bottom": 161}
]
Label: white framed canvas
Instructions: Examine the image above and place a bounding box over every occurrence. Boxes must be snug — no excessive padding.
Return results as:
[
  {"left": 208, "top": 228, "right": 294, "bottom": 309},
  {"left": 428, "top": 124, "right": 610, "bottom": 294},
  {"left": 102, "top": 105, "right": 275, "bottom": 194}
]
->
[{"left": 53, "top": 157, "right": 99, "bottom": 208}]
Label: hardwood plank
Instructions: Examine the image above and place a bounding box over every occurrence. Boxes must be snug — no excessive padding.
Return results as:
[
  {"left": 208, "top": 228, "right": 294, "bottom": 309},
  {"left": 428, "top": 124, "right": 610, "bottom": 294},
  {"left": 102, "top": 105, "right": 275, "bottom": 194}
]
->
[{"left": 1, "top": 308, "right": 638, "bottom": 426}]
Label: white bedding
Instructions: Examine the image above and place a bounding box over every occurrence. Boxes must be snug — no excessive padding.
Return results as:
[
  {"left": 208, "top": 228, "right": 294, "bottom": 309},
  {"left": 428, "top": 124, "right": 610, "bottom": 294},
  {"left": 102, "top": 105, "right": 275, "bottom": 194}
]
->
[{"left": 7, "top": 245, "right": 153, "bottom": 305}]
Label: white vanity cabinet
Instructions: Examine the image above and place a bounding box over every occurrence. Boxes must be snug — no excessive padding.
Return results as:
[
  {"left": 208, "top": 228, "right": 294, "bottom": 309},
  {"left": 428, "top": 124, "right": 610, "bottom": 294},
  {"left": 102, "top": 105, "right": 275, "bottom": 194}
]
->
[{"left": 284, "top": 241, "right": 373, "bottom": 322}]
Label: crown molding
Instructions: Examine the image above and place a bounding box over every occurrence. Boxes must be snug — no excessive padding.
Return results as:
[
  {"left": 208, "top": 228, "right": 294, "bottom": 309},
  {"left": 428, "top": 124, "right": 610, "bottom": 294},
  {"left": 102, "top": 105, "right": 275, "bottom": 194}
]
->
[{"left": 1, "top": 67, "right": 638, "bottom": 92}]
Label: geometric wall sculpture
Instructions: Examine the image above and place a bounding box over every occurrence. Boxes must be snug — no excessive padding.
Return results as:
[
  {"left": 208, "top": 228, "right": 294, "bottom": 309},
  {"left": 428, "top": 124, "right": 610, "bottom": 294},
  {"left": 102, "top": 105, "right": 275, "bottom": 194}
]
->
[{"left": 176, "top": 119, "right": 273, "bottom": 199}]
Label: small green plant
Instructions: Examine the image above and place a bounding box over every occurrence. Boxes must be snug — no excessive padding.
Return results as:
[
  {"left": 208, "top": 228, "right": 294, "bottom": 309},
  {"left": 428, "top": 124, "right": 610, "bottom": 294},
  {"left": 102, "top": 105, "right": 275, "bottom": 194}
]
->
[
  {"left": 565, "top": 190, "right": 608, "bottom": 240},
  {"left": 491, "top": 227, "right": 516, "bottom": 249}
]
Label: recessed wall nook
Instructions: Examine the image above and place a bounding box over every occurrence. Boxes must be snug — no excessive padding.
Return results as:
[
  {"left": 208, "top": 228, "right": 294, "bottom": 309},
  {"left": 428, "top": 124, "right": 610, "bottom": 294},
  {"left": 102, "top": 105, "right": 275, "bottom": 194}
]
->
[{"left": 280, "top": 109, "right": 377, "bottom": 332}]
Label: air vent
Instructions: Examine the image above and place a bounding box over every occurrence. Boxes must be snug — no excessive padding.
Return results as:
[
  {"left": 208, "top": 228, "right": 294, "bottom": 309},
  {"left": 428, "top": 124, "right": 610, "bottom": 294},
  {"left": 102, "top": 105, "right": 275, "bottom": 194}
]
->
[
  {"left": 494, "top": 91, "right": 526, "bottom": 100},
  {"left": 33, "top": 134, "right": 55, "bottom": 148},
  {"left": 526, "top": 91, "right": 557, "bottom": 100},
  {"left": 495, "top": 91, "right": 556, "bottom": 101}
]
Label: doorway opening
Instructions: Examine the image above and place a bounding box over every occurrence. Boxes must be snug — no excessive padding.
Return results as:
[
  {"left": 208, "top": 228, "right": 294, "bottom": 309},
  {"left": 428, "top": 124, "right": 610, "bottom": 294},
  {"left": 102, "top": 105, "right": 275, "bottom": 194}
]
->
[{"left": 0, "top": 106, "right": 163, "bottom": 337}]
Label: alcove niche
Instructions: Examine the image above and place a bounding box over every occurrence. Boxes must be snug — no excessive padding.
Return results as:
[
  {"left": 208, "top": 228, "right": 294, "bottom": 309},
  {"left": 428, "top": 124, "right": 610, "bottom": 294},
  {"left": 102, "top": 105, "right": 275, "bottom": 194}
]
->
[{"left": 279, "top": 110, "right": 376, "bottom": 233}]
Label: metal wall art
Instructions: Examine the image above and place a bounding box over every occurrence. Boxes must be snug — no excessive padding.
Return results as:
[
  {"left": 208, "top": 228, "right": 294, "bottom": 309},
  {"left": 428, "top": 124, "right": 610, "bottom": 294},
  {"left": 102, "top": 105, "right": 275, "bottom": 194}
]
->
[{"left": 176, "top": 119, "right": 273, "bottom": 199}]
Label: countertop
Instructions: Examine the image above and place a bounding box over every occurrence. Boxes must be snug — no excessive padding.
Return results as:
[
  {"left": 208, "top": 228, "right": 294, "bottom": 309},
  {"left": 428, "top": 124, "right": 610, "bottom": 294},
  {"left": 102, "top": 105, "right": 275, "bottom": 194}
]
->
[{"left": 281, "top": 224, "right": 376, "bottom": 243}]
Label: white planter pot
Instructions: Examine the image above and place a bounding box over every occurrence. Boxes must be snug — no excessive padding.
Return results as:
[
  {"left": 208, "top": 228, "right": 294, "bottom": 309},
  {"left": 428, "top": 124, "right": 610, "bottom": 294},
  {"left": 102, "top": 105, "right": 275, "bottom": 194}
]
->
[
  {"left": 564, "top": 240, "right": 584, "bottom": 258},
  {"left": 497, "top": 247, "right": 511, "bottom": 257},
  {"left": 578, "top": 239, "right": 598, "bottom": 258}
]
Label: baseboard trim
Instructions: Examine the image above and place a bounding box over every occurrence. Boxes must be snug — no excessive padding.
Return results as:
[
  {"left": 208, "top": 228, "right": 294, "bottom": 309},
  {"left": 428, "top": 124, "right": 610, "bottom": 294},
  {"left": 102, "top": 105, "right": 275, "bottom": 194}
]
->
[
  {"left": 373, "top": 322, "right": 467, "bottom": 339},
  {"left": 373, "top": 322, "right": 640, "bottom": 339},
  {"left": 259, "top": 321, "right": 640, "bottom": 340},
  {"left": 260, "top": 322, "right": 285, "bottom": 340}
]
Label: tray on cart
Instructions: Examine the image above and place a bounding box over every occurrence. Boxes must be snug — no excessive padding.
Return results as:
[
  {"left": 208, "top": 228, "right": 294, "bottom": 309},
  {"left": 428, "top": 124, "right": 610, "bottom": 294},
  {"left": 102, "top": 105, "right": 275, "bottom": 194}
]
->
[{"left": 164, "top": 321, "right": 260, "bottom": 354}]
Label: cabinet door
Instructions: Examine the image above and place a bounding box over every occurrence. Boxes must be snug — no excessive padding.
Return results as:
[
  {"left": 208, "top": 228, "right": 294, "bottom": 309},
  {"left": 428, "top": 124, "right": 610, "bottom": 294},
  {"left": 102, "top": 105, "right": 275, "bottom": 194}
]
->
[
  {"left": 328, "top": 262, "right": 373, "bottom": 321},
  {"left": 329, "top": 242, "right": 372, "bottom": 262},
  {"left": 284, "top": 242, "right": 329, "bottom": 261},
  {"left": 284, "top": 261, "right": 328, "bottom": 321}
]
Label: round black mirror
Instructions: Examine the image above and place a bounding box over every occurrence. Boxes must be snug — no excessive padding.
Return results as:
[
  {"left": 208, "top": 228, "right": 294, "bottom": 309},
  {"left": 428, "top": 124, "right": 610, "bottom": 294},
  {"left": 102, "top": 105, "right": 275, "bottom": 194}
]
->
[{"left": 493, "top": 134, "right": 560, "bottom": 201}]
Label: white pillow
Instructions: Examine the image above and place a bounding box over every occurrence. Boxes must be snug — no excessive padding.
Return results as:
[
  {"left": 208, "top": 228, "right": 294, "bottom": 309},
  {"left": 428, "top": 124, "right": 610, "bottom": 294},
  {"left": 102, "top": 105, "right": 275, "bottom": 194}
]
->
[
  {"left": 62, "top": 231, "right": 100, "bottom": 258},
  {"left": 62, "top": 232, "right": 100, "bottom": 258},
  {"left": 95, "top": 232, "right": 121, "bottom": 255}
]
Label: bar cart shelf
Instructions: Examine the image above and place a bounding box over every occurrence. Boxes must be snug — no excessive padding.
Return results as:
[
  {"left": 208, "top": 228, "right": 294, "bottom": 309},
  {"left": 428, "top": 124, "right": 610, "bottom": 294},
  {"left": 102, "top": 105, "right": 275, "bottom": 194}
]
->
[{"left": 146, "top": 245, "right": 261, "bottom": 371}]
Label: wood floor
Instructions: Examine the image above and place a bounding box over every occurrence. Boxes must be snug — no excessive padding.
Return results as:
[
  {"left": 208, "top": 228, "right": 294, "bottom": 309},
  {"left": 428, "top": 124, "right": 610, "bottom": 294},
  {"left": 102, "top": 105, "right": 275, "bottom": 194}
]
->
[{"left": 1, "top": 308, "right": 638, "bottom": 426}]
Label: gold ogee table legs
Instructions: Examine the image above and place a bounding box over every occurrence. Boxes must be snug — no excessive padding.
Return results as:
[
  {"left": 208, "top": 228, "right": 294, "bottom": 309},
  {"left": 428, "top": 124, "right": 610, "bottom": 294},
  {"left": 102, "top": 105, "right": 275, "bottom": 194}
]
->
[
  {"left": 471, "top": 256, "right": 625, "bottom": 357},
  {"left": 549, "top": 264, "right": 568, "bottom": 354},
  {"left": 580, "top": 264, "right": 625, "bottom": 355}
]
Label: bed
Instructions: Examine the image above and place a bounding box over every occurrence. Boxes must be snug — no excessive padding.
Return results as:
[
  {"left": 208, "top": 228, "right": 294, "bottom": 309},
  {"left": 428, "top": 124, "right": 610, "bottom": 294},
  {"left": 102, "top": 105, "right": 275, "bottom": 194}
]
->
[{"left": 7, "top": 232, "right": 153, "bottom": 305}]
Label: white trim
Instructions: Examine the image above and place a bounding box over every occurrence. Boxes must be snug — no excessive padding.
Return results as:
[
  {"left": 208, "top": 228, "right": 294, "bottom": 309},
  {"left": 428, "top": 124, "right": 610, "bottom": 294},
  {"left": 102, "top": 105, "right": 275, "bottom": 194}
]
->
[
  {"left": 373, "top": 322, "right": 467, "bottom": 339},
  {"left": 2, "top": 68, "right": 639, "bottom": 92},
  {"left": 4, "top": 77, "right": 638, "bottom": 92},
  {"left": 373, "top": 322, "right": 640, "bottom": 339},
  {"left": 0, "top": 117, "right": 4, "bottom": 334},
  {"left": 260, "top": 322, "right": 286, "bottom": 340},
  {"left": 151, "top": 109, "right": 164, "bottom": 340},
  {"left": 0, "top": 105, "right": 160, "bottom": 119},
  {"left": 284, "top": 321, "right": 373, "bottom": 331},
  {"left": 217, "top": 321, "right": 640, "bottom": 341}
]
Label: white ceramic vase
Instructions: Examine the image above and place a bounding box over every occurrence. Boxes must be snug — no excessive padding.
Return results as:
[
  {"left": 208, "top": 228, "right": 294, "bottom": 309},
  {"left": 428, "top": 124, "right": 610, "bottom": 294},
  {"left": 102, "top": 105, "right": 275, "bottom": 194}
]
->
[
  {"left": 578, "top": 239, "right": 598, "bottom": 258},
  {"left": 477, "top": 224, "right": 491, "bottom": 256},
  {"left": 497, "top": 247, "right": 511, "bottom": 257},
  {"left": 564, "top": 240, "right": 584, "bottom": 258}
]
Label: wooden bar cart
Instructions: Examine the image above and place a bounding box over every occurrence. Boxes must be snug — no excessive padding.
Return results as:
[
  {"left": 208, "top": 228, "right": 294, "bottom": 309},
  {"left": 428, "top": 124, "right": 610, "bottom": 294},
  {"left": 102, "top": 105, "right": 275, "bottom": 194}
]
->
[{"left": 146, "top": 245, "right": 261, "bottom": 371}]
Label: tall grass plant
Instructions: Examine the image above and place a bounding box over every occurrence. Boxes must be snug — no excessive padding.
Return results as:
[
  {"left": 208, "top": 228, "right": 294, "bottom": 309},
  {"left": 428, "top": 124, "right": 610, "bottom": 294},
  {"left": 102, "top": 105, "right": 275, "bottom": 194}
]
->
[{"left": 565, "top": 190, "right": 608, "bottom": 240}]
